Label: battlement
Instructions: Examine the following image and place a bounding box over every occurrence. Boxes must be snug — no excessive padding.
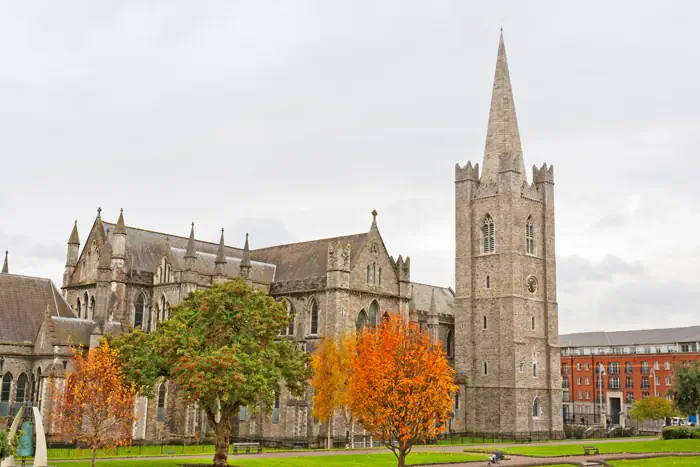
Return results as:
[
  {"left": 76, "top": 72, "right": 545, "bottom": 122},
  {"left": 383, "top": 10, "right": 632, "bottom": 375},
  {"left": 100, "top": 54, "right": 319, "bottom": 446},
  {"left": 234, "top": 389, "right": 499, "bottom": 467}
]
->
[
  {"left": 455, "top": 161, "right": 480, "bottom": 182},
  {"left": 532, "top": 163, "right": 554, "bottom": 185},
  {"left": 327, "top": 240, "right": 351, "bottom": 272},
  {"left": 394, "top": 255, "right": 411, "bottom": 282}
]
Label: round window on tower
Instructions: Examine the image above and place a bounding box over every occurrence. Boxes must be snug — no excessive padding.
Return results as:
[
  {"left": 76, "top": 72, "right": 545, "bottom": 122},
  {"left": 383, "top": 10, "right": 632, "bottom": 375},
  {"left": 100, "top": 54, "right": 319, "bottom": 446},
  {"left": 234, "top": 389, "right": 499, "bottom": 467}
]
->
[{"left": 527, "top": 276, "right": 538, "bottom": 294}]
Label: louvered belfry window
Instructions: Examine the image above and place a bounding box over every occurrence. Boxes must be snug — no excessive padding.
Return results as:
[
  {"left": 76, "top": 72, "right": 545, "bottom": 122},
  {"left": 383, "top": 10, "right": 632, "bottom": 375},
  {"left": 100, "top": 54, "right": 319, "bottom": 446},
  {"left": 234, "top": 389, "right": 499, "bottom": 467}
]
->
[{"left": 483, "top": 215, "right": 495, "bottom": 253}]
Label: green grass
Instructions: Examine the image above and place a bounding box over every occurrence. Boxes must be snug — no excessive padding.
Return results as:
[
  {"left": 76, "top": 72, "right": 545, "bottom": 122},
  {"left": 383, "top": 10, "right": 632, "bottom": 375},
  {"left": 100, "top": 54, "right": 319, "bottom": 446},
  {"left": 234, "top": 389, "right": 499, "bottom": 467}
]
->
[
  {"left": 609, "top": 457, "right": 700, "bottom": 467},
  {"left": 468, "top": 439, "right": 700, "bottom": 457},
  {"left": 46, "top": 445, "right": 310, "bottom": 459},
  {"left": 53, "top": 452, "right": 489, "bottom": 467}
]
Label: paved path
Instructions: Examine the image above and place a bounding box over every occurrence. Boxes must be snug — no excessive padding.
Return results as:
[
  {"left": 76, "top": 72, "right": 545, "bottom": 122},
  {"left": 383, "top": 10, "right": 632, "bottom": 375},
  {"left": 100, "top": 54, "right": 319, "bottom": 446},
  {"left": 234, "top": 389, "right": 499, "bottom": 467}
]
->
[{"left": 448, "top": 452, "right": 700, "bottom": 466}]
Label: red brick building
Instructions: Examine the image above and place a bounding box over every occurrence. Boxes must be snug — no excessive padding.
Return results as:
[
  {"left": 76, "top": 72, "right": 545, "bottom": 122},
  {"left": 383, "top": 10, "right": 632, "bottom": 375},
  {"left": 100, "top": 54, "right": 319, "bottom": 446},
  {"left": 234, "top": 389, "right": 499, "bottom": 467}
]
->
[{"left": 559, "top": 326, "right": 700, "bottom": 426}]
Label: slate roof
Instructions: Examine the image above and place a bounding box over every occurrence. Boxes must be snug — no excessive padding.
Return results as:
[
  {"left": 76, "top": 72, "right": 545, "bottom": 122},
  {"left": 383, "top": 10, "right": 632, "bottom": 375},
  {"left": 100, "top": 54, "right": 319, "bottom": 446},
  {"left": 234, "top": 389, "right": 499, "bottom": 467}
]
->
[
  {"left": 252, "top": 233, "right": 369, "bottom": 283},
  {"left": 50, "top": 318, "right": 124, "bottom": 346},
  {"left": 0, "top": 273, "right": 75, "bottom": 344},
  {"left": 98, "top": 222, "right": 275, "bottom": 283},
  {"left": 560, "top": 326, "right": 700, "bottom": 348},
  {"left": 410, "top": 282, "right": 454, "bottom": 316}
]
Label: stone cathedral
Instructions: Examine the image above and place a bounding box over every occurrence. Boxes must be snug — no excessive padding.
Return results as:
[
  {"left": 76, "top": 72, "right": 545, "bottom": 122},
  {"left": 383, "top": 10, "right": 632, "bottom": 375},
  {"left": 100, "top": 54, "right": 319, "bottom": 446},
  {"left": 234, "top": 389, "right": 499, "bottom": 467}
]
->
[{"left": 0, "top": 32, "right": 562, "bottom": 440}]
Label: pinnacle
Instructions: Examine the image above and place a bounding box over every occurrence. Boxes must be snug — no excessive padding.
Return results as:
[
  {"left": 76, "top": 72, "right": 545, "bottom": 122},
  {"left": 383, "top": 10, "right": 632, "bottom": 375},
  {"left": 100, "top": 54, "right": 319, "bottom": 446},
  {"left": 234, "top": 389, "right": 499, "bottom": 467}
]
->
[
  {"left": 68, "top": 220, "right": 80, "bottom": 245},
  {"left": 480, "top": 30, "right": 526, "bottom": 184},
  {"left": 215, "top": 228, "right": 227, "bottom": 265},
  {"left": 240, "top": 233, "right": 251, "bottom": 271},
  {"left": 114, "top": 208, "right": 126, "bottom": 235},
  {"left": 2, "top": 250, "right": 8, "bottom": 274},
  {"left": 185, "top": 222, "right": 197, "bottom": 259}
]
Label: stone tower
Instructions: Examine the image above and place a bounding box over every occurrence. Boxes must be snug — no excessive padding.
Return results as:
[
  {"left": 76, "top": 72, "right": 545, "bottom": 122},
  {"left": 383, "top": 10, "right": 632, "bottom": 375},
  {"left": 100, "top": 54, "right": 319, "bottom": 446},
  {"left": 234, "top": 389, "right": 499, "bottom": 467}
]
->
[{"left": 454, "top": 31, "right": 563, "bottom": 436}]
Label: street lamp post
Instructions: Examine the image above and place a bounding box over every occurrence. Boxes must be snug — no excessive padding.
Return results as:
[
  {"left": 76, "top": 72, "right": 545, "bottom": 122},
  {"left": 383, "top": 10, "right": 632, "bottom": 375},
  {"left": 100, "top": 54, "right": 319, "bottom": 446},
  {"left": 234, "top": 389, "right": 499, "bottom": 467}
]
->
[
  {"left": 650, "top": 368, "right": 657, "bottom": 396},
  {"left": 598, "top": 363, "right": 607, "bottom": 426}
]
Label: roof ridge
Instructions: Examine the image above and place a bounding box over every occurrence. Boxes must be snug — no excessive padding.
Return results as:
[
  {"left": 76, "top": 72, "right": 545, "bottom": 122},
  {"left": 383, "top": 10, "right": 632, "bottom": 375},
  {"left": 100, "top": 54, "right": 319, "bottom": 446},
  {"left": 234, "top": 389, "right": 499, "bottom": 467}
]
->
[
  {"left": 411, "top": 281, "right": 452, "bottom": 290},
  {"left": 253, "top": 232, "right": 367, "bottom": 252},
  {"left": 0, "top": 272, "right": 53, "bottom": 282},
  {"left": 103, "top": 221, "right": 244, "bottom": 251},
  {"left": 561, "top": 325, "right": 700, "bottom": 336}
]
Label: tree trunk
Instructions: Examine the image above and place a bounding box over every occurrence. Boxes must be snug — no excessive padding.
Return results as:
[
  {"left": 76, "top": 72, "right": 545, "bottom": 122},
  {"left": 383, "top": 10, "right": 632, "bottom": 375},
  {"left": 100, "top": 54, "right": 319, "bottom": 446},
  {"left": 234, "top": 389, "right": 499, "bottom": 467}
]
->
[
  {"left": 327, "top": 416, "right": 332, "bottom": 449},
  {"left": 213, "top": 414, "right": 233, "bottom": 467},
  {"left": 397, "top": 448, "right": 406, "bottom": 467},
  {"left": 90, "top": 448, "right": 98, "bottom": 467},
  {"left": 398, "top": 448, "right": 406, "bottom": 467}
]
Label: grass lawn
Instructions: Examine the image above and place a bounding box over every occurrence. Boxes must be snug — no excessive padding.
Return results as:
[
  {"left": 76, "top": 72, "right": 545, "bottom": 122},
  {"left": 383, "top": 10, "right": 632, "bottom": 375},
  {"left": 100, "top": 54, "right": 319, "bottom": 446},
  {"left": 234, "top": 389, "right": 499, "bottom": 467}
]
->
[
  {"left": 54, "top": 452, "right": 489, "bottom": 467},
  {"left": 468, "top": 439, "right": 700, "bottom": 457},
  {"left": 608, "top": 457, "right": 700, "bottom": 466}
]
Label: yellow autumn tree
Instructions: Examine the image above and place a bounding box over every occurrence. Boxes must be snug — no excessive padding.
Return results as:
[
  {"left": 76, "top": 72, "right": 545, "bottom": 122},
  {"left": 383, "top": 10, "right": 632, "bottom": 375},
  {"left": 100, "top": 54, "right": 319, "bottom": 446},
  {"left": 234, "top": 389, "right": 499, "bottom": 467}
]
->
[
  {"left": 51, "top": 340, "right": 136, "bottom": 467},
  {"left": 311, "top": 334, "right": 355, "bottom": 448}
]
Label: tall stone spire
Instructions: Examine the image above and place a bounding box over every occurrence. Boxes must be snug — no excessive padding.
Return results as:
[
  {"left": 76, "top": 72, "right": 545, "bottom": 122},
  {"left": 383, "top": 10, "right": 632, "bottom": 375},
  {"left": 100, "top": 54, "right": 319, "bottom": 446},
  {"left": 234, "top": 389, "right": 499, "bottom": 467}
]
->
[
  {"left": 480, "top": 30, "right": 526, "bottom": 183},
  {"left": 2, "top": 251, "right": 8, "bottom": 273},
  {"left": 239, "top": 233, "right": 251, "bottom": 279},
  {"left": 185, "top": 223, "right": 197, "bottom": 259}
]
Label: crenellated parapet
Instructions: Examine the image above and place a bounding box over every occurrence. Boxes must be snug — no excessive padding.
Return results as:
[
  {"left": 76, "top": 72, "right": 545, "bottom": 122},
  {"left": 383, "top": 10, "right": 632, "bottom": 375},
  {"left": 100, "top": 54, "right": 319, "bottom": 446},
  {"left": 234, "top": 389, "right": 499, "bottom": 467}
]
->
[
  {"left": 455, "top": 161, "right": 480, "bottom": 183},
  {"left": 394, "top": 255, "right": 411, "bottom": 283},
  {"left": 532, "top": 163, "right": 554, "bottom": 185},
  {"left": 520, "top": 180, "right": 542, "bottom": 202}
]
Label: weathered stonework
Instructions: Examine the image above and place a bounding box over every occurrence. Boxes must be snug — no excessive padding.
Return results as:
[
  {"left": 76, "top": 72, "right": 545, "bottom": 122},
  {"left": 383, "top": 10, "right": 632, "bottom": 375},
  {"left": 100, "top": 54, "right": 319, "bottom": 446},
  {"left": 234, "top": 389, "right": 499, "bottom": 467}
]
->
[{"left": 453, "top": 31, "right": 562, "bottom": 436}]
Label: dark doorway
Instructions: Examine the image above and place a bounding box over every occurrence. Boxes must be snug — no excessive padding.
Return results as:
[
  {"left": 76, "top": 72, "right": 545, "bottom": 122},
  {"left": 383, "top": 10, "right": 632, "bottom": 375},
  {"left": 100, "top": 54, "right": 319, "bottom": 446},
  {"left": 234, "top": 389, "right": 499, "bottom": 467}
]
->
[{"left": 610, "top": 397, "right": 621, "bottom": 425}]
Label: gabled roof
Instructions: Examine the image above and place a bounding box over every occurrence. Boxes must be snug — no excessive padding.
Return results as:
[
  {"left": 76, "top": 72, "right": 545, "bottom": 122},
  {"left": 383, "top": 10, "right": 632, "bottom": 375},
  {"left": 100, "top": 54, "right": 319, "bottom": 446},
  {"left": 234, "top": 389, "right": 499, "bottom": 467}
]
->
[
  {"left": 409, "top": 282, "right": 454, "bottom": 316},
  {"left": 0, "top": 273, "right": 74, "bottom": 344},
  {"left": 252, "top": 233, "right": 369, "bottom": 283},
  {"left": 560, "top": 326, "right": 700, "bottom": 348}
]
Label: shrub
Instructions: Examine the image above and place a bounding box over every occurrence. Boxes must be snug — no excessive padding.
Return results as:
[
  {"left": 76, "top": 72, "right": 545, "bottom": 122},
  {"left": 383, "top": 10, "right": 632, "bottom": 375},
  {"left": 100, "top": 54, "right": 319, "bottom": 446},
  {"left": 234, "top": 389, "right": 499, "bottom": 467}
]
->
[
  {"left": 692, "top": 428, "right": 700, "bottom": 440},
  {"left": 661, "top": 426, "right": 693, "bottom": 439}
]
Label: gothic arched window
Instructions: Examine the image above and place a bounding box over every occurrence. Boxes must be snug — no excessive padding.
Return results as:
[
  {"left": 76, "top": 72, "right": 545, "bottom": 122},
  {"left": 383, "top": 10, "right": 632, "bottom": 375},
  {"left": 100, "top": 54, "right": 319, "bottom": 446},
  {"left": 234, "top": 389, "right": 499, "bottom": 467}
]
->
[
  {"left": 89, "top": 296, "right": 95, "bottom": 320},
  {"left": 455, "top": 391, "right": 461, "bottom": 419},
  {"left": 134, "top": 293, "right": 145, "bottom": 329},
  {"left": 76, "top": 298, "right": 81, "bottom": 318},
  {"left": 280, "top": 300, "right": 295, "bottom": 337},
  {"left": 310, "top": 298, "right": 319, "bottom": 335},
  {"left": 369, "top": 301, "right": 379, "bottom": 328},
  {"left": 356, "top": 309, "right": 368, "bottom": 333},
  {"left": 83, "top": 292, "right": 89, "bottom": 318},
  {"left": 483, "top": 361, "right": 488, "bottom": 376},
  {"left": 532, "top": 397, "right": 541, "bottom": 417},
  {"left": 366, "top": 265, "right": 371, "bottom": 284},
  {"left": 1, "top": 373, "right": 12, "bottom": 414},
  {"left": 160, "top": 295, "right": 168, "bottom": 322},
  {"left": 483, "top": 315, "right": 487, "bottom": 330},
  {"left": 526, "top": 216, "right": 535, "bottom": 254},
  {"left": 157, "top": 384, "right": 167, "bottom": 422},
  {"left": 445, "top": 330, "right": 454, "bottom": 358},
  {"left": 15, "top": 373, "right": 28, "bottom": 403},
  {"left": 483, "top": 215, "right": 495, "bottom": 253}
]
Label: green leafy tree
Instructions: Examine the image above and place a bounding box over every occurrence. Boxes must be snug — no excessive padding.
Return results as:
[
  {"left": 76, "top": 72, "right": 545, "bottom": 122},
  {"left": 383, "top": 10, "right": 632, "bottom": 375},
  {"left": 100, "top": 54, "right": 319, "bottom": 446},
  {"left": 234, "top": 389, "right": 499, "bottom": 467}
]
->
[
  {"left": 630, "top": 396, "right": 679, "bottom": 422},
  {"left": 0, "top": 430, "right": 18, "bottom": 460},
  {"left": 669, "top": 364, "right": 700, "bottom": 416},
  {"left": 109, "top": 278, "right": 311, "bottom": 467}
]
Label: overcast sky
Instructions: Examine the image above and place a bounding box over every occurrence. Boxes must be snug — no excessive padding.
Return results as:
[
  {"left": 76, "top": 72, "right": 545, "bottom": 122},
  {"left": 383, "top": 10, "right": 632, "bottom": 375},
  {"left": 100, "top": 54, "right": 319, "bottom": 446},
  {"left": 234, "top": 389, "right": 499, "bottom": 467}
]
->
[{"left": 1, "top": 1, "right": 698, "bottom": 334}]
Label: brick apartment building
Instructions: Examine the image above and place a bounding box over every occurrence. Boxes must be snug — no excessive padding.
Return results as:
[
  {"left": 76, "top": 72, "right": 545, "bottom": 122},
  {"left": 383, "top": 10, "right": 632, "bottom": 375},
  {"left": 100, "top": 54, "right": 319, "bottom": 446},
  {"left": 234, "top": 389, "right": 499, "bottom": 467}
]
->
[{"left": 559, "top": 326, "right": 700, "bottom": 426}]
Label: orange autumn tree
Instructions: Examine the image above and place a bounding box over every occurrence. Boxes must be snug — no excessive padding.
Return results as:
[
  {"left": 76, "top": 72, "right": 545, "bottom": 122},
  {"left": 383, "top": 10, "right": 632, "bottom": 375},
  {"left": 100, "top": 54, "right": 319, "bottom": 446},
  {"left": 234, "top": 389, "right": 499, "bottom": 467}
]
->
[
  {"left": 311, "top": 334, "right": 355, "bottom": 448},
  {"left": 51, "top": 340, "right": 136, "bottom": 467},
  {"left": 350, "top": 314, "right": 456, "bottom": 467}
]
